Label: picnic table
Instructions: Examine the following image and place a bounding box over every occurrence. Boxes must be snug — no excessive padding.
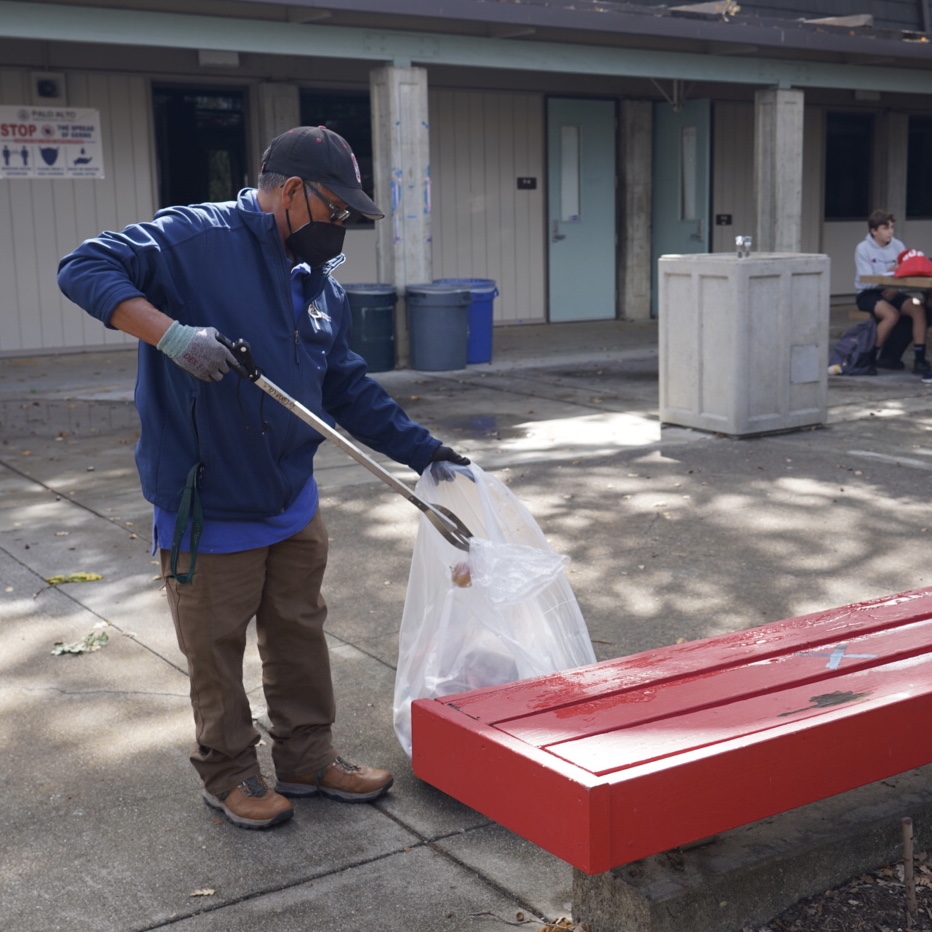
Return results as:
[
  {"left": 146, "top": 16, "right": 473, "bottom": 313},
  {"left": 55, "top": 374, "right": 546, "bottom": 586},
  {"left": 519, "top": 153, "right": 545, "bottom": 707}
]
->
[{"left": 861, "top": 274, "right": 932, "bottom": 288}]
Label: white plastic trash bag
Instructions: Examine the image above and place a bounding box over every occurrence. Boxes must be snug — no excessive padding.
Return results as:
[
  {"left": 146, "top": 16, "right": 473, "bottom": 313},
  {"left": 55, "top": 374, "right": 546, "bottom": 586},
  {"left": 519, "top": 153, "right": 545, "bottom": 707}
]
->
[{"left": 393, "top": 462, "right": 597, "bottom": 757}]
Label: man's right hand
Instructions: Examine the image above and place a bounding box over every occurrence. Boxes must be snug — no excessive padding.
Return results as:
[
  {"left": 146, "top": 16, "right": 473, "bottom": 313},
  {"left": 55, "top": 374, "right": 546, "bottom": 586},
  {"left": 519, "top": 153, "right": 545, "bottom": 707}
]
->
[{"left": 157, "top": 321, "right": 238, "bottom": 382}]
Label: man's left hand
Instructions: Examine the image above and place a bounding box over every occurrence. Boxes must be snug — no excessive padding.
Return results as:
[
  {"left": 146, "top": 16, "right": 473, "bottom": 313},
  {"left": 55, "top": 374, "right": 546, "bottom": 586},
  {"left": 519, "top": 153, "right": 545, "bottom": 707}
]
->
[
  {"left": 429, "top": 445, "right": 470, "bottom": 481},
  {"left": 431, "top": 445, "right": 470, "bottom": 466}
]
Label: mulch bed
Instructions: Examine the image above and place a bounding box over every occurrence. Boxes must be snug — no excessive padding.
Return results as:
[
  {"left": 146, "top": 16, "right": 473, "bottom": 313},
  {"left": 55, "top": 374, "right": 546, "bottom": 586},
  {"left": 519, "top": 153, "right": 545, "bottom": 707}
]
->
[{"left": 745, "top": 850, "right": 932, "bottom": 932}]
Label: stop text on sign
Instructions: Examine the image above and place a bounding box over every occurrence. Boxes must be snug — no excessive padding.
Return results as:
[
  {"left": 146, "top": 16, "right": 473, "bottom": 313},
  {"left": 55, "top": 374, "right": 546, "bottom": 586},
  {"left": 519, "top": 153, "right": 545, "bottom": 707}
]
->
[{"left": 0, "top": 123, "right": 38, "bottom": 138}]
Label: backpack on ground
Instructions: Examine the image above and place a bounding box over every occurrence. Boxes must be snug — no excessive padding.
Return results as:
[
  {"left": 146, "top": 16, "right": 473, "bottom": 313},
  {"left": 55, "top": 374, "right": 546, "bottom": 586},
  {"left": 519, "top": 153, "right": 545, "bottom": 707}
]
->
[{"left": 828, "top": 318, "right": 877, "bottom": 375}]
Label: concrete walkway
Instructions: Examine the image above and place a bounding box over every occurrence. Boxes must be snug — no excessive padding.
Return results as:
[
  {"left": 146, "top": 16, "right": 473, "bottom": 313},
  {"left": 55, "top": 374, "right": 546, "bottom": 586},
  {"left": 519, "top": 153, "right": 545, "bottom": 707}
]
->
[{"left": 2, "top": 312, "right": 932, "bottom": 931}]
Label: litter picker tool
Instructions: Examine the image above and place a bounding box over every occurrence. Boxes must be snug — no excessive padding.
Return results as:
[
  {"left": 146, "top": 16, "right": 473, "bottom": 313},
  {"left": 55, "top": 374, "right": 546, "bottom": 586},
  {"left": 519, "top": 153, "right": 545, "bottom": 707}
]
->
[{"left": 220, "top": 336, "right": 473, "bottom": 551}]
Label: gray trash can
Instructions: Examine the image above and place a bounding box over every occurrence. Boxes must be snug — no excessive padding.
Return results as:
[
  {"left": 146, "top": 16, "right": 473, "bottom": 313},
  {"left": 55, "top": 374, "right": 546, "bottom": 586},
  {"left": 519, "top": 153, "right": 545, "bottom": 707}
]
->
[
  {"left": 344, "top": 284, "right": 397, "bottom": 373},
  {"left": 433, "top": 278, "right": 499, "bottom": 364},
  {"left": 405, "top": 283, "right": 471, "bottom": 371}
]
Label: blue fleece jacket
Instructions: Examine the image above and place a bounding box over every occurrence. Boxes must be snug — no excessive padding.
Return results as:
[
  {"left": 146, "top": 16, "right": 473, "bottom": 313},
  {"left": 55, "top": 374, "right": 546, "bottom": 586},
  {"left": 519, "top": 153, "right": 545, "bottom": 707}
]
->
[{"left": 57, "top": 189, "right": 439, "bottom": 520}]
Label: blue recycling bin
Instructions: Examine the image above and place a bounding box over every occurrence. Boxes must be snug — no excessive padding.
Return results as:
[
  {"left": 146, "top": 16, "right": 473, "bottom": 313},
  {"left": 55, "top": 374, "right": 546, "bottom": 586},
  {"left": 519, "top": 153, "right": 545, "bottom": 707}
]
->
[
  {"left": 343, "top": 284, "right": 397, "bottom": 372},
  {"left": 405, "top": 283, "right": 471, "bottom": 371},
  {"left": 433, "top": 278, "right": 499, "bottom": 364}
]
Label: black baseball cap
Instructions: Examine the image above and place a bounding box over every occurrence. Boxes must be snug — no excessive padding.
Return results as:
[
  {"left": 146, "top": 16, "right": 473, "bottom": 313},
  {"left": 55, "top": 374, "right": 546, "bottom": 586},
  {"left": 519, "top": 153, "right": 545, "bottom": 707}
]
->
[{"left": 260, "top": 126, "right": 384, "bottom": 220}]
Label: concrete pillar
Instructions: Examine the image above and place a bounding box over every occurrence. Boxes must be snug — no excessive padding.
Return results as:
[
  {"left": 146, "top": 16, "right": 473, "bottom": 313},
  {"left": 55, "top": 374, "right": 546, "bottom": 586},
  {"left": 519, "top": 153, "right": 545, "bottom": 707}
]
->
[
  {"left": 370, "top": 65, "right": 431, "bottom": 367},
  {"left": 620, "top": 100, "right": 652, "bottom": 321},
  {"left": 754, "top": 88, "right": 804, "bottom": 253},
  {"left": 256, "top": 83, "right": 300, "bottom": 155}
]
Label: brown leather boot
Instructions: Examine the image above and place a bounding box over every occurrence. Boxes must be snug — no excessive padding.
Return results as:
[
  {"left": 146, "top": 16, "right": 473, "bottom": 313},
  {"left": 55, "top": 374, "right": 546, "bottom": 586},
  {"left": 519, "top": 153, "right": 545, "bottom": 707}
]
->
[
  {"left": 203, "top": 774, "right": 294, "bottom": 829},
  {"left": 276, "top": 756, "right": 394, "bottom": 803}
]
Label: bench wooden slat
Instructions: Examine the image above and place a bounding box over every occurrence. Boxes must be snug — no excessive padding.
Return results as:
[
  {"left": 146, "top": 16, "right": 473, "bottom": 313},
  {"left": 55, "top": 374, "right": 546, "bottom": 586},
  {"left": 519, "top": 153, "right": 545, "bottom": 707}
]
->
[
  {"left": 498, "top": 616, "right": 932, "bottom": 750},
  {"left": 412, "top": 588, "right": 932, "bottom": 874},
  {"left": 550, "top": 654, "right": 932, "bottom": 773}
]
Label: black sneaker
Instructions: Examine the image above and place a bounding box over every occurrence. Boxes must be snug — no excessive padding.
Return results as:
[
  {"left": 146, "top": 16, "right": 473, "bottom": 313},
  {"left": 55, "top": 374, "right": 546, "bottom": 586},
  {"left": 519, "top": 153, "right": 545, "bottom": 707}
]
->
[
  {"left": 913, "top": 359, "right": 931, "bottom": 375},
  {"left": 852, "top": 350, "right": 877, "bottom": 376},
  {"left": 876, "top": 357, "right": 905, "bottom": 370}
]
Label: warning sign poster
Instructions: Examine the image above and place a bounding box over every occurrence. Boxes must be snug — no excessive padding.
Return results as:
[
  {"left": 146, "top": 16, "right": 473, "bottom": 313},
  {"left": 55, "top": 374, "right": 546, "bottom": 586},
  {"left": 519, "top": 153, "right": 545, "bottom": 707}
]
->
[{"left": 0, "top": 106, "right": 104, "bottom": 179}]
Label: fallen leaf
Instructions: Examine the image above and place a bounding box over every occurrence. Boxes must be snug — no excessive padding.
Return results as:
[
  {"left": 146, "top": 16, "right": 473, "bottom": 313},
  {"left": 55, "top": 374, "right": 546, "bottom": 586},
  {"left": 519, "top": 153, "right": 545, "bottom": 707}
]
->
[
  {"left": 51, "top": 629, "right": 109, "bottom": 655},
  {"left": 45, "top": 572, "right": 103, "bottom": 585}
]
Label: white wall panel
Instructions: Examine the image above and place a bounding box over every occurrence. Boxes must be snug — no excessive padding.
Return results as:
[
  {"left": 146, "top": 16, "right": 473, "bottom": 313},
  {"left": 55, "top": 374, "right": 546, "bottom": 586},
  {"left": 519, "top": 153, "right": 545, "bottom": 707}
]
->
[
  {"left": 338, "top": 227, "right": 378, "bottom": 284},
  {"left": 429, "top": 88, "right": 546, "bottom": 324},
  {"left": 0, "top": 68, "right": 152, "bottom": 354},
  {"left": 904, "top": 220, "right": 932, "bottom": 255},
  {"left": 824, "top": 222, "right": 864, "bottom": 295}
]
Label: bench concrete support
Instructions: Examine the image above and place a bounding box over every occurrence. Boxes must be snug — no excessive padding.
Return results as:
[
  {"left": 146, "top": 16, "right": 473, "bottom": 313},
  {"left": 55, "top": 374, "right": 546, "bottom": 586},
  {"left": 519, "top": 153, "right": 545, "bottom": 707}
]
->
[{"left": 574, "top": 765, "right": 932, "bottom": 932}]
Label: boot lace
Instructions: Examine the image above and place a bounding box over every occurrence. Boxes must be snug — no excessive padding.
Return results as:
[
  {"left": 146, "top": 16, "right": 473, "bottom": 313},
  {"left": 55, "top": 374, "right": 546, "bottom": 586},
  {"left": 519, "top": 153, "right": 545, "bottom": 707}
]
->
[{"left": 238, "top": 775, "right": 270, "bottom": 798}]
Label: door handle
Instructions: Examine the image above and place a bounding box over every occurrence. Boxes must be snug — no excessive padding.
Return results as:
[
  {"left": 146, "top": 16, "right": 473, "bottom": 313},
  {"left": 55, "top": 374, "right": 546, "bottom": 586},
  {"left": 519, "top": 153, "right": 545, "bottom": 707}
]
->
[{"left": 552, "top": 220, "right": 566, "bottom": 242}]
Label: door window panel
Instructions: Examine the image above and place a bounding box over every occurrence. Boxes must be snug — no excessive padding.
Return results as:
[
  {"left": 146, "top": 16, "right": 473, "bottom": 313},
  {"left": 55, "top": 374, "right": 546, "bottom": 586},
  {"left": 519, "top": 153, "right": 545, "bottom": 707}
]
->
[{"left": 560, "top": 125, "right": 581, "bottom": 222}]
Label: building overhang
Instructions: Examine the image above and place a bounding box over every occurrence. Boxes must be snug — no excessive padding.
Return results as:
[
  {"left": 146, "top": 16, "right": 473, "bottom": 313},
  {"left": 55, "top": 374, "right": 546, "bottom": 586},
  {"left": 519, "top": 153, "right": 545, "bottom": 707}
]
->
[
  {"left": 2, "top": 0, "right": 930, "bottom": 95},
  {"left": 263, "top": 0, "right": 932, "bottom": 64}
]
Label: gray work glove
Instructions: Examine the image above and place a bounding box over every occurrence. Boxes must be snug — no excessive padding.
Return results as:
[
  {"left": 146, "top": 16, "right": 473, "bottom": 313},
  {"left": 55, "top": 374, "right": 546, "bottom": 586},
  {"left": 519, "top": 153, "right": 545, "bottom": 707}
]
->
[{"left": 157, "top": 321, "right": 238, "bottom": 382}]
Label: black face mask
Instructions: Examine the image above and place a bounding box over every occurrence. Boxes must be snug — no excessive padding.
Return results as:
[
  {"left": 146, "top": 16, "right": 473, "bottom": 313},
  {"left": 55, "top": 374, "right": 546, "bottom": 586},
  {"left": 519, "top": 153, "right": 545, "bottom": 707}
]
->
[
  {"left": 286, "top": 220, "right": 346, "bottom": 268},
  {"left": 285, "top": 189, "right": 346, "bottom": 268}
]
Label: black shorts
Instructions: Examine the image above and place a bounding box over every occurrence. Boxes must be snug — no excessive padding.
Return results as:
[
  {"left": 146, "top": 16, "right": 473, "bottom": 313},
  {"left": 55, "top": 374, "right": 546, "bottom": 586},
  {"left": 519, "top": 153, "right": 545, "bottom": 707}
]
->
[{"left": 856, "top": 288, "right": 912, "bottom": 316}]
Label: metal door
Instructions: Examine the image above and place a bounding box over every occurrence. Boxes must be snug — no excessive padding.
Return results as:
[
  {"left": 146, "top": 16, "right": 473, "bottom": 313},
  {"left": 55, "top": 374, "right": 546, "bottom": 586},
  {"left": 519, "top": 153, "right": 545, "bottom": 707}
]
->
[
  {"left": 547, "top": 98, "right": 616, "bottom": 322},
  {"left": 651, "top": 99, "right": 711, "bottom": 316}
]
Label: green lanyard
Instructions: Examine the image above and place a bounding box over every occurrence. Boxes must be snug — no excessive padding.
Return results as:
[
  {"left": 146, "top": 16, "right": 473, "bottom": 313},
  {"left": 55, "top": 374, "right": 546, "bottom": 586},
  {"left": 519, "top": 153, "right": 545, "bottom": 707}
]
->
[{"left": 168, "top": 464, "right": 203, "bottom": 585}]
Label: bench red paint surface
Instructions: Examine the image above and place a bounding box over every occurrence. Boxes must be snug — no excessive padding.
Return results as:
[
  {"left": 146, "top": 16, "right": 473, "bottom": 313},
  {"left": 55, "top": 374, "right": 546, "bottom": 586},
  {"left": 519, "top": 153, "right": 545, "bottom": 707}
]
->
[{"left": 411, "top": 588, "right": 932, "bottom": 874}]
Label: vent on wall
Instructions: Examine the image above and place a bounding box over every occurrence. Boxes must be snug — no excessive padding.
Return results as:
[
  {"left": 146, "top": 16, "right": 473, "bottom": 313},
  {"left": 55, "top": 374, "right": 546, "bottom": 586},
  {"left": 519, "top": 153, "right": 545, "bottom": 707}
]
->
[{"left": 31, "top": 72, "right": 67, "bottom": 107}]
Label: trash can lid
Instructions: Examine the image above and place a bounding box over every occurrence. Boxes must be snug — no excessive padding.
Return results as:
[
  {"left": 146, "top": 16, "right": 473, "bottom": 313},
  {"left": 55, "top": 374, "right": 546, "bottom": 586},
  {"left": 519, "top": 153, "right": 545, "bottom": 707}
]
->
[
  {"left": 343, "top": 283, "right": 398, "bottom": 294},
  {"left": 433, "top": 277, "right": 498, "bottom": 293},
  {"left": 406, "top": 282, "right": 471, "bottom": 292}
]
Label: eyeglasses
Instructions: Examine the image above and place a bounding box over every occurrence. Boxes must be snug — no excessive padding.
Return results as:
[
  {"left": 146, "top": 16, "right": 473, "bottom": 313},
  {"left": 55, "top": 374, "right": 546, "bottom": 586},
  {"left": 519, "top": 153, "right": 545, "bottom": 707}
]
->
[{"left": 307, "top": 184, "right": 352, "bottom": 224}]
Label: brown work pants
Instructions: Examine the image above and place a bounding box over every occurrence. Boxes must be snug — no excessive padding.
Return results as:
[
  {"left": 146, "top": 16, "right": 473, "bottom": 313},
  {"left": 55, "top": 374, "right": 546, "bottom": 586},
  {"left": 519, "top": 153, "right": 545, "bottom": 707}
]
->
[{"left": 160, "top": 511, "right": 335, "bottom": 796}]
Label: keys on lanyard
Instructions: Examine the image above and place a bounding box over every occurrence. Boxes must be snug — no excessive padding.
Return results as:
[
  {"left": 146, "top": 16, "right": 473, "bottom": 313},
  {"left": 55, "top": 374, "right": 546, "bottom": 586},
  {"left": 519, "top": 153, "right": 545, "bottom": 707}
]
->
[{"left": 308, "top": 302, "right": 331, "bottom": 333}]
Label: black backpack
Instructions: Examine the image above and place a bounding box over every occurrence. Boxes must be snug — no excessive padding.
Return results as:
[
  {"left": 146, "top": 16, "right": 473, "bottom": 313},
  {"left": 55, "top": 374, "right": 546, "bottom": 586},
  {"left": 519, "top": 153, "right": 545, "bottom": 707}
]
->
[{"left": 828, "top": 319, "right": 877, "bottom": 375}]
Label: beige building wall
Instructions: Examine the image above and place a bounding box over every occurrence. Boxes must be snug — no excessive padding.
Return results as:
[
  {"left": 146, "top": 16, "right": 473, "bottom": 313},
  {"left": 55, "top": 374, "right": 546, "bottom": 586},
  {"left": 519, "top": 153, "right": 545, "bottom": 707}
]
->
[
  {"left": 711, "top": 102, "right": 756, "bottom": 255},
  {"left": 429, "top": 88, "right": 546, "bottom": 324},
  {"left": 0, "top": 68, "right": 152, "bottom": 354}
]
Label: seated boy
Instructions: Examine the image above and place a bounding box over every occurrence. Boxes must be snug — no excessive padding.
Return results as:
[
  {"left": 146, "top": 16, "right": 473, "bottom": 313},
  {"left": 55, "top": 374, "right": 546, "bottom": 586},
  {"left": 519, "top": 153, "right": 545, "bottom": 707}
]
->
[{"left": 854, "top": 209, "right": 928, "bottom": 375}]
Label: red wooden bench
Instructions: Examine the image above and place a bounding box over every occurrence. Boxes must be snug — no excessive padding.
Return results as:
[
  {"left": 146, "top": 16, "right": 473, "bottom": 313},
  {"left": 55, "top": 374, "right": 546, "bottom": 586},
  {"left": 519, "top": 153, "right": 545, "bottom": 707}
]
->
[{"left": 411, "top": 587, "right": 932, "bottom": 875}]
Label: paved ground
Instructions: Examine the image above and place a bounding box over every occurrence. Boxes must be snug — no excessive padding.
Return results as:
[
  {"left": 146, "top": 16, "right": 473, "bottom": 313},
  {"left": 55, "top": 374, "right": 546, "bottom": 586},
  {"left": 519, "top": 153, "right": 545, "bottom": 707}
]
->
[{"left": 2, "top": 311, "right": 932, "bottom": 931}]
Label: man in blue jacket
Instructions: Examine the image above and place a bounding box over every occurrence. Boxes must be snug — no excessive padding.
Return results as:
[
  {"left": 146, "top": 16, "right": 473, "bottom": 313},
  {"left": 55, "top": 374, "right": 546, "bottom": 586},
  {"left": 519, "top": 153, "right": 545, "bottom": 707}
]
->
[{"left": 58, "top": 126, "right": 469, "bottom": 831}]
